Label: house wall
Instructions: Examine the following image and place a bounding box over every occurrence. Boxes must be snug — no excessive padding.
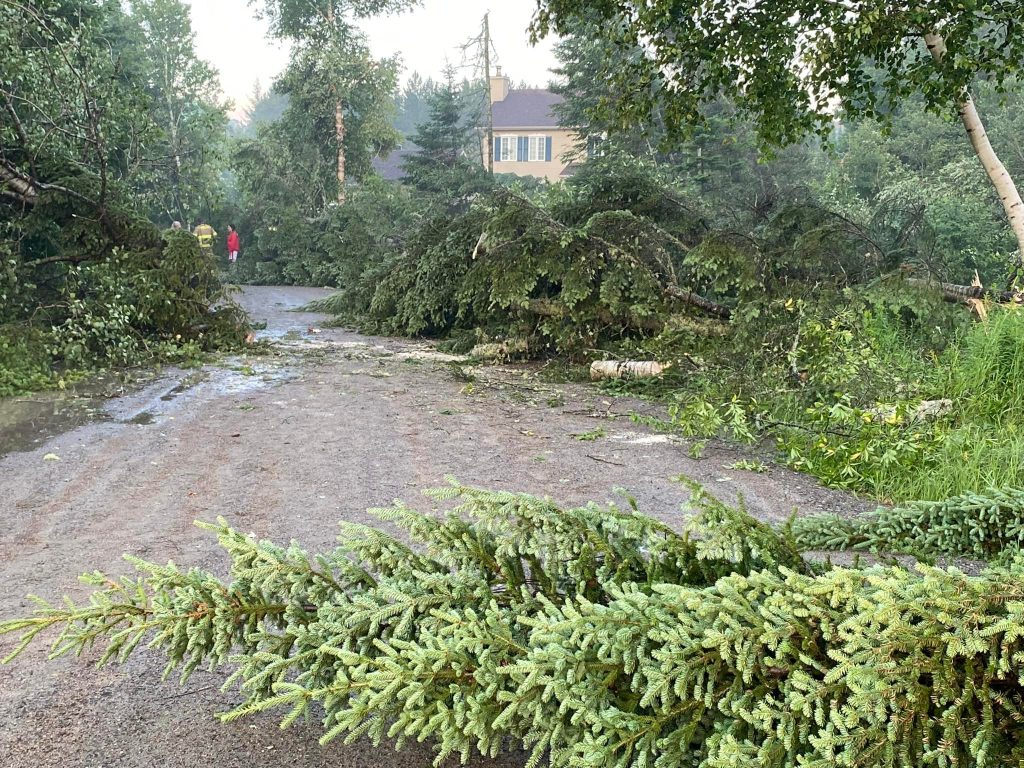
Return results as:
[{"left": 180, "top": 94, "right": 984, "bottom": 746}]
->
[{"left": 487, "top": 128, "right": 581, "bottom": 182}]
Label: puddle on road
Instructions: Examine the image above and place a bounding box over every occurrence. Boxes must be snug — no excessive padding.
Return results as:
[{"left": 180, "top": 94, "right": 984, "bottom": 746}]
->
[
  {"left": 0, "top": 372, "right": 140, "bottom": 456},
  {"left": 159, "top": 371, "right": 209, "bottom": 402},
  {"left": 0, "top": 359, "right": 295, "bottom": 458}
]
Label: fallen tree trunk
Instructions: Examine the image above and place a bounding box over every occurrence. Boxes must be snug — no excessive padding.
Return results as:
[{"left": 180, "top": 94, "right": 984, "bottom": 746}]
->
[
  {"left": 591, "top": 360, "right": 671, "bottom": 380},
  {"left": 664, "top": 285, "right": 733, "bottom": 319},
  {"left": 528, "top": 299, "right": 665, "bottom": 332},
  {"left": 906, "top": 278, "right": 1022, "bottom": 305}
]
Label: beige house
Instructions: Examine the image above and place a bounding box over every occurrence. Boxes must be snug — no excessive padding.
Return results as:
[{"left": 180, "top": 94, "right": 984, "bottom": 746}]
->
[{"left": 486, "top": 70, "right": 579, "bottom": 181}]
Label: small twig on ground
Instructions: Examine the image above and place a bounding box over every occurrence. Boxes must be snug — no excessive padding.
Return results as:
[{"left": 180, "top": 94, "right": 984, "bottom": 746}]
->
[
  {"left": 586, "top": 454, "right": 626, "bottom": 467},
  {"left": 155, "top": 685, "right": 219, "bottom": 702}
]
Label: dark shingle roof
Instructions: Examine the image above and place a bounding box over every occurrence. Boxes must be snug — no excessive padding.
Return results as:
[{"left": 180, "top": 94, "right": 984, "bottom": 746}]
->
[
  {"left": 492, "top": 89, "right": 564, "bottom": 129},
  {"left": 372, "top": 148, "right": 418, "bottom": 181}
]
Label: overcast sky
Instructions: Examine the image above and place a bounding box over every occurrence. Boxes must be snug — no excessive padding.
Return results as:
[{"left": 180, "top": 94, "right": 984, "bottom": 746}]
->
[{"left": 182, "top": 0, "right": 560, "bottom": 117}]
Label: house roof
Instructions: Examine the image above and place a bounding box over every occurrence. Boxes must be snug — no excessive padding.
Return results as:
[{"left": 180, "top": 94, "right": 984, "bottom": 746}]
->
[
  {"left": 492, "top": 89, "right": 564, "bottom": 129},
  {"left": 372, "top": 148, "right": 418, "bottom": 182}
]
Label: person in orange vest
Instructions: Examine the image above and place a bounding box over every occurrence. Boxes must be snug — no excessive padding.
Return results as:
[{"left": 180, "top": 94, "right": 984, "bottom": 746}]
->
[{"left": 193, "top": 219, "right": 217, "bottom": 255}]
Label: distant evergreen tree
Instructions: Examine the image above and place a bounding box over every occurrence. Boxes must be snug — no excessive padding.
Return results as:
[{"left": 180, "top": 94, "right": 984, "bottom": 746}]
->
[
  {"left": 393, "top": 72, "right": 437, "bottom": 139},
  {"left": 401, "top": 73, "right": 490, "bottom": 206}
]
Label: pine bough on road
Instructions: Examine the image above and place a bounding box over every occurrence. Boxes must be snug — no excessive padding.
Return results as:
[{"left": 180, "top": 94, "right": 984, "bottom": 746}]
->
[{"left": 3, "top": 481, "right": 1024, "bottom": 767}]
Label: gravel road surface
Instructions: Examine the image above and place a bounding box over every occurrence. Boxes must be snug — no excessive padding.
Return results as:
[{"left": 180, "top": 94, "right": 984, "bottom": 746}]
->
[{"left": 0, "top": 286, "right": 869, "bottom": 768}]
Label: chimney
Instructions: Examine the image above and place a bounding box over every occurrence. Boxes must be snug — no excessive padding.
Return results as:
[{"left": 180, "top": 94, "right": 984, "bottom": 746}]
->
[{"left": 489, "top": 66, "right": 511, "bottom": 104}]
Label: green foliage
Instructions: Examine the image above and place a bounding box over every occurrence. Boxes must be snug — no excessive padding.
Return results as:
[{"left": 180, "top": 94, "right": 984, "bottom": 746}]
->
[
  {"left": 309, "top": 160, "right": 710, "bottom": 356},
  {"left": 945, "top": 307, "right": 1024, "bottom": 424},
  {"left": 401, "top": 72, "right": 491, "bottom": 206},
  {"left": 126, "top": 0, "right": 230, "bottom": 225},
  {"left": 791, "top": 487, "right": 1024, "bottom": 562},
  {"left": 9, "top": 483, "right": 1024, "bottom": 767},
  {"left": 0, "top": 0, "right": 244, "bottom": 393},
  {"left": 534, "top": 2, "right": 1024, "bottom": 148},
  {"left": 0, "top": 230, "right": 247, "bottom": 396},
  {"left": 0, "top": 327, "right": 59, "bottom": 397},
  {"left": 774, "top": 397, "right": 945, "bottom": 494}
]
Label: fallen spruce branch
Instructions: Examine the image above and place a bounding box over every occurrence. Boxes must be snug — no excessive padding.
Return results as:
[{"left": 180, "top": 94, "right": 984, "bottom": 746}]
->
[{"left": 4, "top": 483, "right": 1024, "bottom": 767}]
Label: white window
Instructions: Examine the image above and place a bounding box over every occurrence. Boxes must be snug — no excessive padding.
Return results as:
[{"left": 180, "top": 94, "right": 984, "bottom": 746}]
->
[
  {"left": 498, "top": 135, "right": 517, "bottom": 162},
  {"left": 528, "top": 136, "right": 547, "bottom": 162}
]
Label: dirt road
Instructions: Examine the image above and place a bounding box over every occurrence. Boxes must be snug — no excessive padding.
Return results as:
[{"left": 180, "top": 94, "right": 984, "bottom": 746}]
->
[{"left": 0, "top": 286, "right": 867, "bottom": 768}]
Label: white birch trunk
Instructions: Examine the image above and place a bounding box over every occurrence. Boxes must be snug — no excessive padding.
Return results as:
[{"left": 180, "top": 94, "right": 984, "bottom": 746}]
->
[
  {"left": 335, "top": 98, "right": 346, "bottom": 204},
  {"left": 925, "top": 31, "right": 1024, "bottom": 267},
  {"left": 326, "top": 3, "right": 346, "bottom": 205}
]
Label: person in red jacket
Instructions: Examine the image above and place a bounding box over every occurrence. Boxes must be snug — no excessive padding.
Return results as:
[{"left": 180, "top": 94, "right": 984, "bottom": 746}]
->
[{"left": 226, "top": 225, "right": 240, "bottom": 264}]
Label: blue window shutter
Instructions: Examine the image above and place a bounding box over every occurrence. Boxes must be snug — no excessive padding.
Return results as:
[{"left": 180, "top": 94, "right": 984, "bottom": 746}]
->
[
  {"left": 517, "top": 136, "right": 527, "bottom": 162},
  {"left": 494, "top": 137, "right": 501, "bottom": 162},
  {"left": 545, "top": 136, "right": 553, "bottom": 162}
]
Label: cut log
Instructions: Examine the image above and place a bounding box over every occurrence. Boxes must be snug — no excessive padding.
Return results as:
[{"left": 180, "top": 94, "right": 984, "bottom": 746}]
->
[{"left": 590, "top": 360, "right": 671, "bottom": 381}]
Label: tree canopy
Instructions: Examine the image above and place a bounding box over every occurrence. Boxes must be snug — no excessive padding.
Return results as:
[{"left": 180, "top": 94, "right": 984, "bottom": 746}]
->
[
  {"left": 533, "top": 0, "right": 1024, "bottom": 261},
  {"left": 534, "top": 1, "right": 1024, "bottom": 145}
]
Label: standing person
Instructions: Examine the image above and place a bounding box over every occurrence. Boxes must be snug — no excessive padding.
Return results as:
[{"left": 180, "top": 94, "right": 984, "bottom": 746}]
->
[
  {"left": 226, "top": 225, "right": 240, "bottom": 264},
  {"left": 193, "top": 219, "right": 217, "bottom": 255},
  {"left": 171, "top": 221, "right": 182, "bottom": 231}
]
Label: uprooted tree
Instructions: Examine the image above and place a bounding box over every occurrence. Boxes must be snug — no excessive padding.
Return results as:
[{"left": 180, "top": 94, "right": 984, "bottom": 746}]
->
[{"left": 532, "top": 1, "right": 1024, "bottom": 270}]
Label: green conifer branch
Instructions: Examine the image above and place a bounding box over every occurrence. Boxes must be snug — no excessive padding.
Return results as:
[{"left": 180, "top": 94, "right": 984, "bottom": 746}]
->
[
  {"left": 790, "top": 487, "right": 1024, "bottom": 560},
  {"left": 6, "top": 484, "right": 1024, "bottom": 766}
]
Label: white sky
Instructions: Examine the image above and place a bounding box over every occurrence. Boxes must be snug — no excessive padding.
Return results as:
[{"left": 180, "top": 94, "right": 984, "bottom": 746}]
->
[{"left": 182, "top": 0, "right": 560, "bottom": 118}]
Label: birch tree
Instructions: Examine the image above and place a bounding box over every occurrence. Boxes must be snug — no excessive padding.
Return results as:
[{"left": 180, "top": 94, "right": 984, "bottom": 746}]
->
[
  {"left": 533, "top": 1, "right": 1024, "bottom": 269},
  {"left": 129, "top": 0, "right": 228, "bottom": 226},
  {"left": 252, "top": 0, "right": 417, "bottom": 204}
]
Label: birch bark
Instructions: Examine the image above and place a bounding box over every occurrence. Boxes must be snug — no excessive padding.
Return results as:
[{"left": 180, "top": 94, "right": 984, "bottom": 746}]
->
[{"left": 925, "top": 31, "right": 1024, "bottom": 268}]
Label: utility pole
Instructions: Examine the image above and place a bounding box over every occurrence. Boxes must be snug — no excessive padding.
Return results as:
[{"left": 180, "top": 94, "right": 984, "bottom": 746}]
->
[{"left": 483, "top": 13, "right": 494, "bottom": 177}]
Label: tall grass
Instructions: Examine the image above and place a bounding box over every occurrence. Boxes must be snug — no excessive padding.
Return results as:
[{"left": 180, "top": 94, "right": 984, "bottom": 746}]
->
[
  {"left": 875, "top": 426, "right": 1024, "bottom": 501},
  {"left": 657, "top": 301, "right": 1024, "bottom": 503},
  {"left": 945, "top": 307, "right": 1024, "bottom": 425},
  {"left": 875, "top": 307, "right": 1024, "bottom": 501}
]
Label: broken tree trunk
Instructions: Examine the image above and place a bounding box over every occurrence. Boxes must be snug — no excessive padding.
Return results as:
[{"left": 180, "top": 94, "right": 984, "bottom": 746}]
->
[
  {"left": 335, "top": 98, "right": 346, "bottom": 205},
  {"left": 0, "top": 161, "right": 38, "bottom": 205},
  {"left": 663, "top": 285, "right": 732, "bottom": 319},
  {"left": 906, "top": 277, "right": 1021, "bottom": 305}
]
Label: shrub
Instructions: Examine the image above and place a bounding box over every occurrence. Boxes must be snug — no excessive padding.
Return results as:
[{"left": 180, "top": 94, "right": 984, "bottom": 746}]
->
[
  {"left": 0, "top": 326, "right": 58, "bottom": 397},
  {"left": 1, "top": 229, "right": 247, "bottom": 395}
]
